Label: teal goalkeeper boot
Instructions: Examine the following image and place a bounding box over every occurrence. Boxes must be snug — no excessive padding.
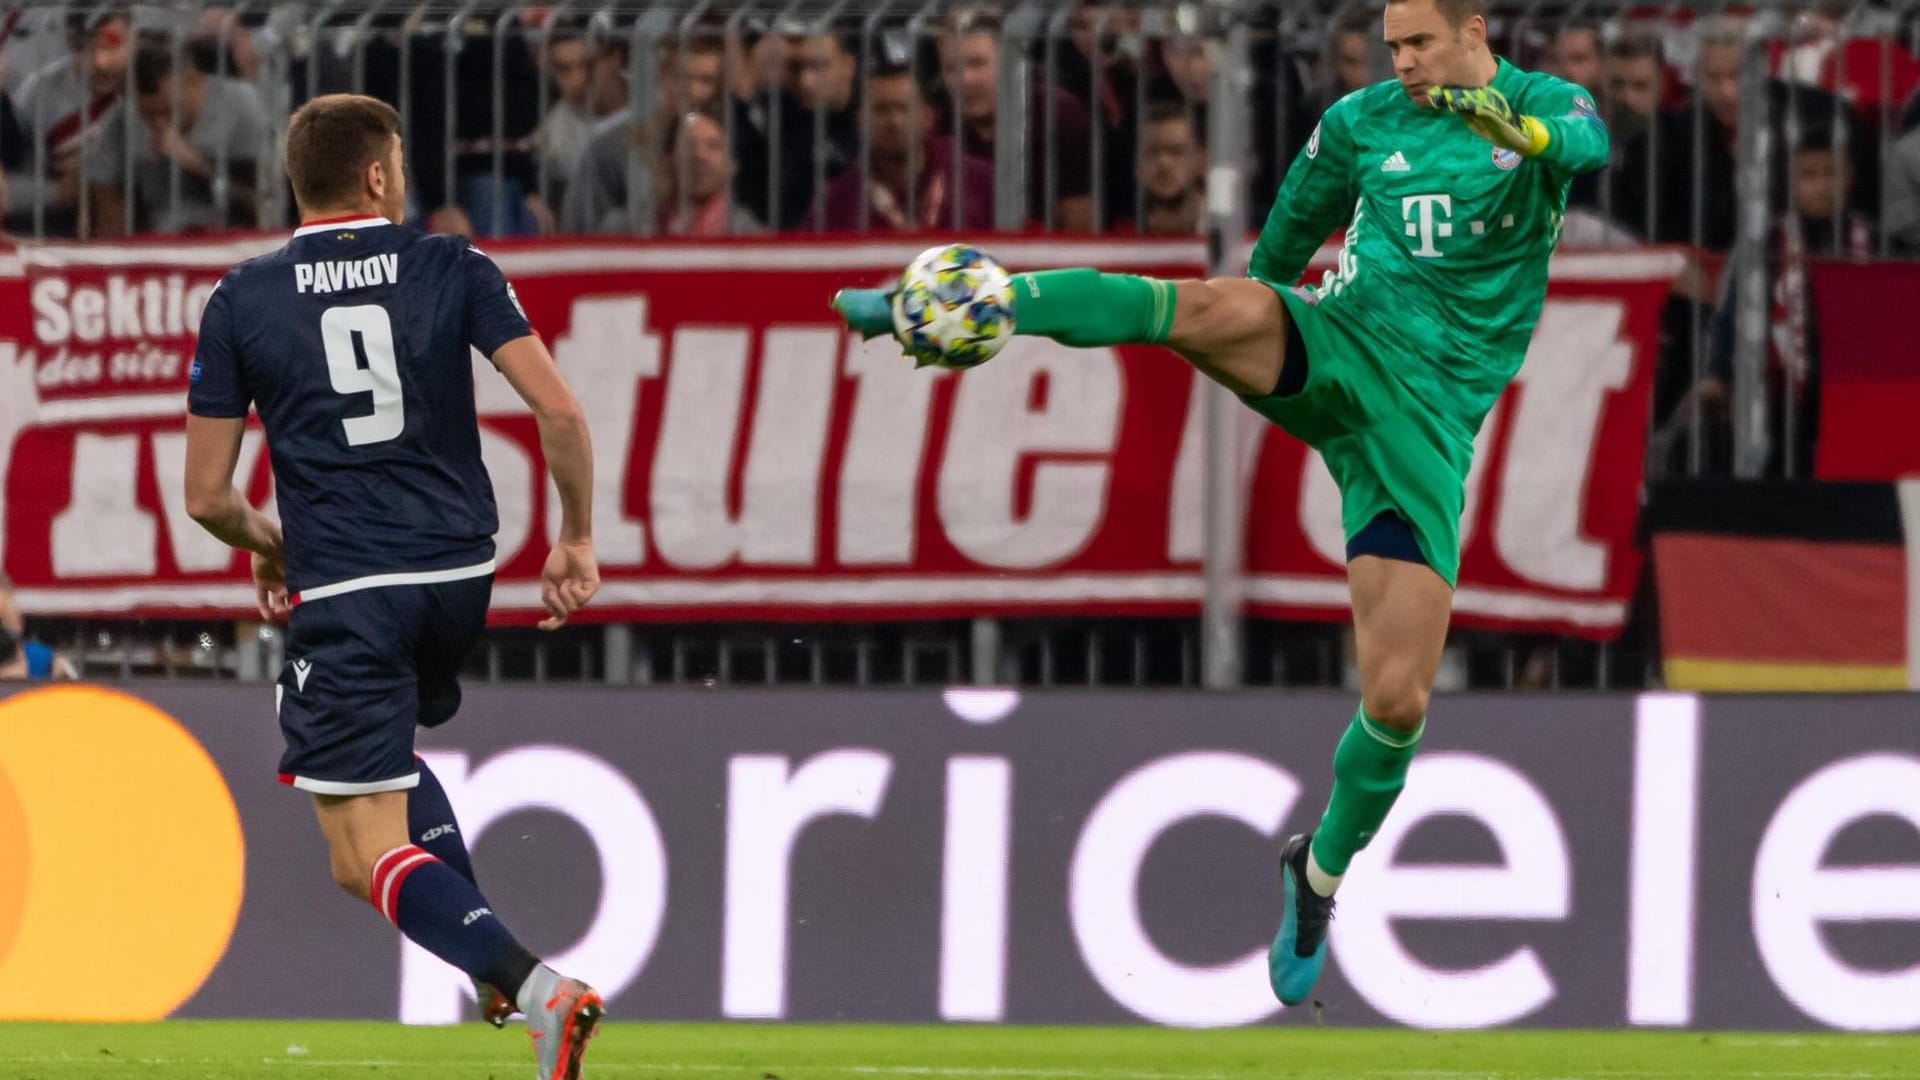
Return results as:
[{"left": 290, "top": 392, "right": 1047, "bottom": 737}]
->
[
  {"left": 831, "top": 288, "right": 895, "bottom": 340},
  {"left": 1270, "top": 832, "right": 1334, "bottom": 1006}
]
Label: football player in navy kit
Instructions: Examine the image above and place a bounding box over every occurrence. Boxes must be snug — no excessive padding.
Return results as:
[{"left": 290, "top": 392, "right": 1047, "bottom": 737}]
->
[{"left": 183, "top": 94, "right": 604, "bottom": 1079}]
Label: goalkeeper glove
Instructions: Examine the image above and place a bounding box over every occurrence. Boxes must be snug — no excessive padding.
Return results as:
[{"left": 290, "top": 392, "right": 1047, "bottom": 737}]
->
[{"left": 1428, "top": 85, "right": 1552, "bottom": 157}]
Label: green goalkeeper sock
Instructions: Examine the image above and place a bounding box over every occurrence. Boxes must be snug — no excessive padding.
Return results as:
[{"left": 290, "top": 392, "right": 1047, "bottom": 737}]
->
[
  {"left": 1306, "top": 707, "right": 1424, "bottom": 895},
  {"left": 1010, "top": 269, "right": 1176, "bottom": 347}
]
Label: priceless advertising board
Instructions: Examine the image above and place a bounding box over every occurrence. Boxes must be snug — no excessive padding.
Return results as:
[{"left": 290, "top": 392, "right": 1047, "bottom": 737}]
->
[{"left": 0, "top": 683, "right": 1913, "bottom": 1030}]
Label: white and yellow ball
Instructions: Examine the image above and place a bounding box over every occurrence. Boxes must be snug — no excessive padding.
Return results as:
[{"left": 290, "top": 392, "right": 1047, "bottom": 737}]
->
[{"left": 892, "top": 244, "right": 1015, "bottom": 370}]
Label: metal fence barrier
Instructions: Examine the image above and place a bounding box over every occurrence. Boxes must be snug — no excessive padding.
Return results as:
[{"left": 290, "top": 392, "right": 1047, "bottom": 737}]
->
[{"left": 4, "top": 0, "right": 1913, "bottom": 688}]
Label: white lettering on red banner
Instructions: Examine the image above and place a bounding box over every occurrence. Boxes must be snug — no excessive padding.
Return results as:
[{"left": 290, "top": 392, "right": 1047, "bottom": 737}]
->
[{"left": 0, "top": 239, "right": 1680, "bottom": 638}]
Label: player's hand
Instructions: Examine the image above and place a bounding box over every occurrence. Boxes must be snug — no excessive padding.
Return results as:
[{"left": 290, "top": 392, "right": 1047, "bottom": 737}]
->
[
  {"left": 1428, "top": 86, "right": 1551, "bottom": 157},
  {"left": 538, "top": 539, "right": 600, "bottom": 630},
  {"left": 252, "top": 550, "right": 291, "bottom": 625}
]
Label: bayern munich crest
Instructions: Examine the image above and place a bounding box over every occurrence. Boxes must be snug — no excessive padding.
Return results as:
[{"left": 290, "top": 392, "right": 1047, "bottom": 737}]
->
[{"left": 1493, "top": 146, "right": 1523, "bottom": 170}]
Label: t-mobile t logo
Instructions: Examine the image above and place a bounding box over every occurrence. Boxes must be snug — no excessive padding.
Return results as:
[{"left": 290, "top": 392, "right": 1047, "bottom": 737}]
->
[{"left": 1402, "top": 194, "right": 1455, "bottom": 258}]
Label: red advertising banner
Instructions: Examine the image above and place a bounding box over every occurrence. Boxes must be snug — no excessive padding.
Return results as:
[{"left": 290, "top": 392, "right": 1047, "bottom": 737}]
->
[
  {"left": 1811, "top": 259, "right": 1920, "bottom": 482},
  {"left": 0, "top": 237, "right": 1678, "bottom": 638}
]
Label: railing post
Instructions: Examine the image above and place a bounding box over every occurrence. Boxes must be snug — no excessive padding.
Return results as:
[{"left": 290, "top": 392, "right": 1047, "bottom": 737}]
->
[
  {"left": 1202, "top": 0, "right": 1251, "bottom": 690},
  {"left": 628, "top": 6, "right": 673, "bottom": 236},
  {"left": 994, "top": 3, "right": 1044, "bottom": 230},
  {"left": 1731, "top": 4, "right": 1786, "bottom": 478}
]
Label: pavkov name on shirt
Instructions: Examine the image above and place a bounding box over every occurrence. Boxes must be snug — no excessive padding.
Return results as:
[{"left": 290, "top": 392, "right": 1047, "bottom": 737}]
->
[{"left": 295, "top": 254, "right": 401, "bottom": 295}]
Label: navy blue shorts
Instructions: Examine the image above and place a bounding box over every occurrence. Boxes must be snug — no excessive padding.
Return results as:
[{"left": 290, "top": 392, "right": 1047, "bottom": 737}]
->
[
  {"left": 1346, "top": 511, "right": 1430, "bottom": 568},
  {"left": 275, "top": 574, "right": 492, "bottom": 795}
]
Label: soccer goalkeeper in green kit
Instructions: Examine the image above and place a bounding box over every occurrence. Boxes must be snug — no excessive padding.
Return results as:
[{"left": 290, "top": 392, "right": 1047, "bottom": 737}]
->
[{"left": 833, "top": 0, "right": 1608, "bottom": 1006}]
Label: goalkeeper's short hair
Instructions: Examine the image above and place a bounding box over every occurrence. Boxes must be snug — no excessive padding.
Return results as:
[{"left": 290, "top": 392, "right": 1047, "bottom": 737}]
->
[{"left": 1386, "top": 0, "right": 1488, "bottom": 27}]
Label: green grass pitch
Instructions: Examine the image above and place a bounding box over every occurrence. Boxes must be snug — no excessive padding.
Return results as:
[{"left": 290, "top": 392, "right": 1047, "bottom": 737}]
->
[{"left": 2, "top": 1022, "right": 1914, "bottom": 1079}]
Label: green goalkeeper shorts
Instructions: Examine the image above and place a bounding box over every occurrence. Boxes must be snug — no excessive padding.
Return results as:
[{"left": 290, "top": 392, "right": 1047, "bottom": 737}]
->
[{"left": 1239, "top": 285, "right": 1474, "bottom": 587}]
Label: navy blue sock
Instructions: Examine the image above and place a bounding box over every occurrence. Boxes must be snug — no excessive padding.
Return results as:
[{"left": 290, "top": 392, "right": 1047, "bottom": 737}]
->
[
  {"left": 409, "top": 759, "right": 478, "bottom": 884},
  {"left": 371, "top": 844, "right": 540, "bottom": 1000}
]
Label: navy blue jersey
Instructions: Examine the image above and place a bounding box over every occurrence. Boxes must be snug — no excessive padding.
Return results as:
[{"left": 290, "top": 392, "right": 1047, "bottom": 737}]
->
[{"left": 188, "top": 216, "right": 532, "bottom": 595}]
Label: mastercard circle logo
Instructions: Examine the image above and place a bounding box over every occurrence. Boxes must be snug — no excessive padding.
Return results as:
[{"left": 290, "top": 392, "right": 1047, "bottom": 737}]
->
[{"left": 0, "top": 686, "right": 245, "bottom": 1020}]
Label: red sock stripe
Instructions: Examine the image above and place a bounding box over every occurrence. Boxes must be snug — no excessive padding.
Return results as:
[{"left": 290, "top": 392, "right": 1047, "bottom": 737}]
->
[{"left": 369, "top": 844, "right": 436, "bottom": 924}]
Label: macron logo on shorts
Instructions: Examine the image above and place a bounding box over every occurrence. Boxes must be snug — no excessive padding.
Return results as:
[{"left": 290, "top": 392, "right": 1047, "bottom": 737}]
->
[{"left": 292, "top": 659, "right": 312, "bottom": 691}]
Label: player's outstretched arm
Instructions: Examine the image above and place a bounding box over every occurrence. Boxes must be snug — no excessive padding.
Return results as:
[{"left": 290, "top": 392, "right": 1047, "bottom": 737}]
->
[
  {"left": 493, "top": 335, "right": 599, "bottom": 630},
  {"left": 1429, "top": 83, "right": 1610, "bottom": 176}
]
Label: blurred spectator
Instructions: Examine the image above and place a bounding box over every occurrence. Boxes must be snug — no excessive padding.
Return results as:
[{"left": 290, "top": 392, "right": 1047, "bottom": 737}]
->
[
  {"left": 665, "top": 32, "right": 725, "bottom": 114},
  {"left": 793, "top": 28, "right": 856, "bottom": 118},
  {"left": 1599, "top": 16, "right": 1858, "bottom": 250},
  {"left": 1569, "top": 28, "right": 1662, "bottom": 224},
  {"left": 540, "top": 31, "right": 595, "bottom": 186},
  {"left": 1158, "top": 34, "right": 1210, "bottom": 106},
  {"left": 816, "top": 63, "right": 993, "bottom": 232},
  {"left": 1699, "top": 18, "right": 1745, "bottom": 137},
  {"left": 1665, "top": 132, "right": 1868, "bottom": 478},
  {"left": 1317, "top": 3, "right": 1384, "bottom": 113},
  {"left": 427, "top": 204, "right": 474, "bottom": 237},
  {"left": 9, "top": 10, "right": 131, "bottom": 236},
  {"left": 87, "top": 38, "right": 265, "bottom": 237},
  {"left": 725, "top": 15, "right": 790, "bottom": 105},
  {"left": 560, "top": 34, "right": 723, "bottom": 234},
  {"left": 937, "top": 9, "right": 1094, "bottom": 231},
  {"left": 1063, "top": 5, "right": 1142, "bottom": 230},
  {"left": 1547, "top": 21, "right": 1603, "bottom": 94},
  {"left": 1603, "top": 27, "right": 1666, "bottom": 134},
  {"left": 3, "top": 8, "right": 77, "bottom": 97},
  {"left": 193, "top": 7, "right": 257, "bottom": 81},
  {"left": 660, "top": 109, "right": 762, "bottom": 236},
  {"left": 1785, "top": 134, "right": 1875, "bottom": 258},
  {"left": 1120, "top": 102, "right": 1203, "bottom": 236},
  {"left": 732, "top": 29, "right": 858, "bottom": 230},
  {"left": 0, "top": 575, "right": 76, "bottom": 681},
  {"left": 405, "top": 9, "right": 545, "bottom": 237},
  {"left": 1774, "top": 1, "right": 1920, "bottom": 115},
  {"left": 1886, "top": 125, "right": 1920, "bottom": 254},
  {"left": 538, "top": 23, "right": 629, "bottom": 197}
]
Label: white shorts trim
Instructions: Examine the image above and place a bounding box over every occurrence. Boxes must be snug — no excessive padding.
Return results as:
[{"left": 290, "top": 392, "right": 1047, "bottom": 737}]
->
[
  {"left": 295, "top": 559, "right": 497, "bottom": 604},
  {"left": 291, "top": 772, "right": 422, "bottom": 796}
]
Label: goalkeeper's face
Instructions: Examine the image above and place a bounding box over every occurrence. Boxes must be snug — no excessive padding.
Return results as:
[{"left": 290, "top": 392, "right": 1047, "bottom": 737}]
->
[{"left": 1384, "top": 0, "right": 1489, "bottom": 102}]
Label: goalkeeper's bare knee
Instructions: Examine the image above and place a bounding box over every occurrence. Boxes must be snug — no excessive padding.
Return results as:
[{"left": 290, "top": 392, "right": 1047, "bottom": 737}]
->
[{"left": 1166, "top": 278, "right": 1287, "bottom": 397}]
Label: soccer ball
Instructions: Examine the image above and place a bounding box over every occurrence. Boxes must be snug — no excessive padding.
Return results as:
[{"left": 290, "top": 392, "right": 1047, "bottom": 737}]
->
[{"left": 892, "top": 244, "right": 1015, "bottom": 370}]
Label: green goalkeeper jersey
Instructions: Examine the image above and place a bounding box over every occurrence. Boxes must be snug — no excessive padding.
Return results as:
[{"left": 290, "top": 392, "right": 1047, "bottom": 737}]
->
[{"left": 1249, "top": 59, "right": 1611, "bottom": 432}]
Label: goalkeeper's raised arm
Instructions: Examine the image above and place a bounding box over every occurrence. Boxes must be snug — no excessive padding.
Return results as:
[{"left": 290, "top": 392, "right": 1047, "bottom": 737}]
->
[{"left": 1430, "top": 79, "right": 1611, "bottom": 176}]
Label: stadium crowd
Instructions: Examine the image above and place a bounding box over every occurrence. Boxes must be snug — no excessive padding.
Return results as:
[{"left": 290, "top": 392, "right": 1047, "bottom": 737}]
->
[{"left": 4, "top": 2, "right": 1920, "bottom": 479}]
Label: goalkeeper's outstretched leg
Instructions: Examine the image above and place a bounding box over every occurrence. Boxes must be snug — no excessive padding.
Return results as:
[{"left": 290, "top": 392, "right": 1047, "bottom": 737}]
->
[
  {"left": 834, "top": 263, "right": 1448, "bottom": 1012},
  {"left": 832, "top": 269, "right": 1291, "bottom": 397}
]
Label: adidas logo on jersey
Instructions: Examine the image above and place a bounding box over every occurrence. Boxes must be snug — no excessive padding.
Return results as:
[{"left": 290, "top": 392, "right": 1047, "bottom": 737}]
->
[{"left": 1381, "top": 151, "right": 1411, "bottom": 173}]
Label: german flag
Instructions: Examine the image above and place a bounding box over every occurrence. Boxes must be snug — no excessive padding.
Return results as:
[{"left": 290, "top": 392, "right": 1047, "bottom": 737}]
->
[{"left": 1649, "top": 480, "right": 1920, "bottom": 691}]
